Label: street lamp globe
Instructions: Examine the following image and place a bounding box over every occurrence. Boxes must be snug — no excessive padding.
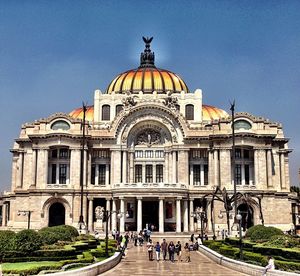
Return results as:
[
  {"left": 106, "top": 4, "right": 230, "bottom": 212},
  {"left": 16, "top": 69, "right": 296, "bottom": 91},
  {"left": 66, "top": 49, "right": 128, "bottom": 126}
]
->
[{"left": 236, "top": 213, "right": 242, "bottom": 221}]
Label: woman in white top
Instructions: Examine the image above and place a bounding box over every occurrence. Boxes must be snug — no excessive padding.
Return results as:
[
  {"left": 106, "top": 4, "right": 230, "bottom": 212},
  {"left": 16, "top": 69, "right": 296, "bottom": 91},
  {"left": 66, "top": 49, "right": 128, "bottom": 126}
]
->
[{"left": 263, "top": 256, "right": 275, "bottom": 276}]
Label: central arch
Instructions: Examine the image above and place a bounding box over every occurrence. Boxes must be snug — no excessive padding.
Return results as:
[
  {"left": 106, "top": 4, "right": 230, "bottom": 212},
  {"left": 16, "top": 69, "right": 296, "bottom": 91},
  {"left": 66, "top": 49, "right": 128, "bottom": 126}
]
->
[
  {"left": 48, "top": 202, "right": 65, "bottom": 227},
  {"left": 237, "top": 203, "right": 254, "bottom": 231}
]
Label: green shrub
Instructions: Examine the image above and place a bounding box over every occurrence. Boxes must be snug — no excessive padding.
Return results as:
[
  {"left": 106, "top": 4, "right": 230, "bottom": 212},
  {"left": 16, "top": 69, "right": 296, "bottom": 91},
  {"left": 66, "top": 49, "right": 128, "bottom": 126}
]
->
[
  {"left": 39, "top": 225, "right": 79, "bottom": 245},
  {"left": 243, "top": 251, "right": 267, "bottom": 266},
  {"left": 245, "top": 225, "right": 265, "bottom": 238},
  {"left": 14, "top": 229, "right": 42, "bottom": 253},
  {"left": 218, "top": 245, "right": 239, "bottom": 258},
  {"left": 252, "top": 245, "right": 300, "bottom": 262},
  {"left": 72, "top": 242, "right": 89, "bottom": 251},
  {"left": 0, "top": 230, "right": 16, "bottom": 253},
  {"left": 249, "top": 226, "right": 283, "bottom": 242},
  {"left": 264, "top": 235, "right": 300, "bottom": 248},
  {"left": 34, "top": 248, "right": 77, "bottom": 258},
  {"left": 275, "top": 260, "right": 300, "bottom": 272}
]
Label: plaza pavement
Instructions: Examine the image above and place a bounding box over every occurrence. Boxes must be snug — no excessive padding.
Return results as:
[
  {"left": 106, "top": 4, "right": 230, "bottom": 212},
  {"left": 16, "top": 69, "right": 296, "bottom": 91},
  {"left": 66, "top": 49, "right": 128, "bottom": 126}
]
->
[{"left": 101, "top": 242, "right": 249, "bottom": 276}]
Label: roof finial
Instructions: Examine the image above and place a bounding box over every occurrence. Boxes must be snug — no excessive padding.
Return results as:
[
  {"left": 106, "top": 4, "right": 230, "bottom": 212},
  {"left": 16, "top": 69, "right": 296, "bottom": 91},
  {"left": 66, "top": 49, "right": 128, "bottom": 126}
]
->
[{"left": 140, "top": 36, "right": 155, "bottom": 68}]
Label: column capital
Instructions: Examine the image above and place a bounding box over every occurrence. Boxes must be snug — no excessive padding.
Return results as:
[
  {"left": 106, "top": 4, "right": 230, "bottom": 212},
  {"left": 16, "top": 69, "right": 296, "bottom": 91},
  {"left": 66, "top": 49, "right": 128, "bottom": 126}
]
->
[
  {"left": 136, "top": 196, "right": 143, "bottom": 200},
  {"left": 105, "top": 197, "right": 112, "bottom": 201},
  {"left": 158, "top": 197, "right": 165, "bottom": 200},
  {"left": 176, "top": 196, "right": 182, "bottom": 200},
  {"left": 87, "top": 196, "right": 94, "bottom": 200}
]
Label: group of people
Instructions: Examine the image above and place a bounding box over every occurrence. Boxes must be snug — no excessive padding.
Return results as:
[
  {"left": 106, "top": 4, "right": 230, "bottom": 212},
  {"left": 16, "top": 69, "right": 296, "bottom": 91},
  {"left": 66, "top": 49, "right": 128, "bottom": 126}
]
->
[{"left": 146, "top": 239, "right": 191, "bottom": 263}]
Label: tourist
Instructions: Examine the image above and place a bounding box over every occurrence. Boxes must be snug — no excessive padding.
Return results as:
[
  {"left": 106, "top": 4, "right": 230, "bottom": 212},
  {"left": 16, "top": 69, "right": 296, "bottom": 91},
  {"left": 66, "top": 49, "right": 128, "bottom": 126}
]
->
[
  {"left": 147, "top": 239, "right": 154, "bottom": 261},
  {"left": 221, "top": 229, "right": 225, "bottom": 239},
  {"left": 263, "top": 256, "right": 275, "bottom": 276},
  {"left": 168, "top": 241, "right": 175, "bottom": 263},
  {"left": 155, "top": 241, "right": 161, "bottom": 261},
  {"left": 161, "top": 238, "right": 168, "bottom": 261},
  {"left": 112, "top": 229, "right": 116, "bottom": 240},
  {"left": 175, "top": 241, "right": 182, "bottom": 262},
  {"left": 134, "top": 232, "right": 138, "bottom": 246},
  {"left": 184, "top": 242, "right": 191, "bottom": 262},
  {"left": 197, "top": 234, "right": 202, "bottom": 246},
  {"left": 190, "top": 233, "right": 195, "bottom": 243},
  {"left": 204, "top": 234, "right": 208, "bottom": 240}
]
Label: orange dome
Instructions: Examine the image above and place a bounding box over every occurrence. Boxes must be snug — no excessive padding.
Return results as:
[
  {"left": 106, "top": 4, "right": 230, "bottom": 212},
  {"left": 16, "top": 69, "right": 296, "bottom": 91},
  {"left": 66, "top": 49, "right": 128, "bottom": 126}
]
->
[
  {"left": 106, "top": 67, "right": 189, "bottom": 94},
  {"left": 69, "top": 105, "right": 94, "bottom": 121},
  {"left": 202, "top": 105, "right": 228, "bottom": 121},
  {"left": 69, "top": 105, "right": 228, "bottom": 122}
]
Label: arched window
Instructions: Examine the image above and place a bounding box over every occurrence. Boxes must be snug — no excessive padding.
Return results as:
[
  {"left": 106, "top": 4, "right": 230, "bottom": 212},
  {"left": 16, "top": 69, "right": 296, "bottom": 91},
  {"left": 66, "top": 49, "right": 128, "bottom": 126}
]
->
[
  {"left": 234, "top": 120, "right": 252, "bottom": 130},
  {"left": 51, "top": 120, "right": 70, "bottom": 131},
  {"left": 102, "top": 105, "right": 110, "bottom": 121},
  {"left": 115, "top": 104, "right": 123, "bottom": 116},
  {"left": 185, "top": 104, "right": 194, "bottom": 120}
]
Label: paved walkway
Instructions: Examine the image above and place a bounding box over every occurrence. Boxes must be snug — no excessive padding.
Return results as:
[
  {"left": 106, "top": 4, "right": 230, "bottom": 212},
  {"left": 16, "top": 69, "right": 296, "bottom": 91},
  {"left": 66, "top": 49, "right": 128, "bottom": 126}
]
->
[{"left": 102, "top": 242, "right": 249, "bottom": 276}]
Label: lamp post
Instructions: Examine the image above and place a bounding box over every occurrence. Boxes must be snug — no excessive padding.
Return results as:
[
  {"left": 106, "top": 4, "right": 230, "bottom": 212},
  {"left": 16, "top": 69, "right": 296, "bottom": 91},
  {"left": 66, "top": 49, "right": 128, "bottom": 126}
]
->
[
  {"left": 191, "top": 207, "right": 206, "bottom": 242},
  {"left": 17, "top": 210, "right": 32, "bottom": 229},
  {"left": 78, "top": 103, "right": 87, "bottom": 234},
  {"left": 104, "top": 210, "right": 129, "bottom": 258},
  {"left": 230, "top": 101, "right": 238, "bottom": 222}
]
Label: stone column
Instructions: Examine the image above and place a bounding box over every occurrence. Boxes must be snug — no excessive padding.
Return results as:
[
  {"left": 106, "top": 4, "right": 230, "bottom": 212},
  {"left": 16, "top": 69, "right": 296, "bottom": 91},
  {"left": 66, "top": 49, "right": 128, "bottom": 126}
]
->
[
  {"left": 129, "top": 152, "right": 134, "bottom": 183},
  {"left": 87, "top": 151, "right": 92, "bottom": 186},
  {"left": 208, "top": 150, "right": 214, "bottom": 187},
  {"left": 16, "top": 152, "right": 24, "bottom": 188},
  {"left": 31, "top": 149, "right": 37, "bottom": 187},
  {"left": 172, "top": 151, "right": 177, "bottom": 183},
  {"left": 213, "top": 149, "right": 219, "bottom": 186},
  {"left": 120, "top": 198, "right": 125, "bottom": 233},
  {"left": 159, "top": 198, "right": 164, "bottom": 233},
  {"left": 106, "top": 198, "right": 111, "bottom": 232},
  {"left": 105, "top": 164, "right": 110, "bottom": 186},
  {"left": 111, "top": 199, "right": 117, "bottom": 231},
  {"left": 165, "top": 152, "right": 169, "bottom": 183},
  {"left": 189, "top": 199, "right": 194, "bottom": 232},
  {"left": 137, "top": 197, "right": 142, "bottom": 231},
  {"left": 178, "top": 150, "right": 189, "bottom": 185},
  {"left": 200, "top": 164, "right": 205, "bottom": 186},
  {"left": 2, "top": 203, "right": 7, "bottom": 226},
  {"left": 111, "top": 150, "right": 121, "bottom": 186},
  {"left": 43, "top": 149, "right": 48, "bottom": 186},
  {"left": 122, "top": 151, "right": 127, "bottom": 184},
  {"left": 168, "top": 152, "right": 172, "bottom": 183},
  {"left": 183, "top": 199, "right": 188, "bottom": 232},
  {"left": 254, "top": 149, "right": 259, "bottom": 186},
  {"left": 83, "top": 149, "right": 87, "bottom": 186},
  {"left": 88, "top": 197, "right": 93, "bottom": 233},
  {"left": 176, "top": 197, "right": 181, "bottom": 232},
  {"left": 267, "top": 149, "right": 273, "bottom": 187},
  {"left": 190, "top": 165, "right": 194, "bottom": 186},
  {"left": 142, "top": 164, "right": 146, "bottom": 183},
  {"left": 280, "top": 153, "right": 286, "bottom": 189}
]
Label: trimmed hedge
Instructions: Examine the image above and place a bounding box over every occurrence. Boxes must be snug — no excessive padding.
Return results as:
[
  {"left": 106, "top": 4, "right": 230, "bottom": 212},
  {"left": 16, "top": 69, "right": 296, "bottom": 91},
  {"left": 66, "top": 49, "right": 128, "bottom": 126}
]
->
[
  {"left": 14, "top": 229, "right": 42, "bottom": 253},
  {"left": 265, "top": 235, "right": 300, "bottom": 248},
  {"left": 275, "top": 260, "right": 300, "bottom": 272},
  {"left": 252, "top": 245, "right": 300, "bottom": 261},
  {"left": 39, "top": 225, "right": 79, "bottom": 245},
  {"left": 0, "top": 230, "right": 16, "bottom": 253},
  {"left": 246, "top": 225, "right": 283, "bottom": 242}
]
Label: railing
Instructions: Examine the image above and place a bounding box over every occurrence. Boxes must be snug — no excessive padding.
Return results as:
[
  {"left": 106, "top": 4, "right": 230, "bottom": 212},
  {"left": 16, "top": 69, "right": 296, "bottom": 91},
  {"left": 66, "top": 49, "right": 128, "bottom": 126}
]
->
[{"left": 113, "top": 182, "right": 187, "bottom": 189}]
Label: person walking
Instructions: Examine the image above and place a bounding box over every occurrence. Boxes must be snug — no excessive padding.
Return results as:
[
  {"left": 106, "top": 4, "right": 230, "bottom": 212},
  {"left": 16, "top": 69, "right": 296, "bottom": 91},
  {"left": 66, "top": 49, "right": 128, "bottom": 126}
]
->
[
  {"left": 184, "top": 242, "right": 191, "bottom": 262},
  {"left": 155, "top": 241, "right": 161, "bottom": 261},
  {"left": 161, "top": 238, "right": 168, "bottom": 261},
  {"left": 147, "top": 239, "right": 154, "bottom": 261},
  {"left": 175, "top": 241, "right": 182, "bottom": 262},
  {"left": 168, "top": 241, "right": 175, "bottom": 263}
]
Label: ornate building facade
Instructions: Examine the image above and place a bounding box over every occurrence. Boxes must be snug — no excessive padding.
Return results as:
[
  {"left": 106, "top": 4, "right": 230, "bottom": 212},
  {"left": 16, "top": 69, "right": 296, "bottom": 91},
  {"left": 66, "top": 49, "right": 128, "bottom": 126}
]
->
[{"left": 0, "top": 38, "right": 294, "bottom": 234}]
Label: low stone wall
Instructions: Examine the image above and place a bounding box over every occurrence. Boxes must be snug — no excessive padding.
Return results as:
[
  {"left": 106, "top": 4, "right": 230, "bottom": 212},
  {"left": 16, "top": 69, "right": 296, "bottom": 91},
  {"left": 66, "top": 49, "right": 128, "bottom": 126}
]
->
[
  {"left": 198, "top": 245, "right": 300, "bottom": 276},
  {"left": 47, "top": 252, "right": 122, "bottom": 276}
]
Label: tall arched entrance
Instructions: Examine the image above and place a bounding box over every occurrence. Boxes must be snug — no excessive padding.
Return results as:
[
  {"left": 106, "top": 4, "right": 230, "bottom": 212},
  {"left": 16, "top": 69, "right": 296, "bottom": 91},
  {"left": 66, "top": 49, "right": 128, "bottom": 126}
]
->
[
  {"left": 48, "top": 202, "right": 65, "bottom": 227},
  {"left": 238, "top": 203, "right": 254, "bottom": 231}
]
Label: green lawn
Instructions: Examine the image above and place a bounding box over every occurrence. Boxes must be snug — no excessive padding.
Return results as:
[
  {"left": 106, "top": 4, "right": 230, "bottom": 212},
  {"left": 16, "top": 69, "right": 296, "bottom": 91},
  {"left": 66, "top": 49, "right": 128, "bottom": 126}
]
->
[{"left": 2, "top": 261, "right": 63, "bottom": 274}]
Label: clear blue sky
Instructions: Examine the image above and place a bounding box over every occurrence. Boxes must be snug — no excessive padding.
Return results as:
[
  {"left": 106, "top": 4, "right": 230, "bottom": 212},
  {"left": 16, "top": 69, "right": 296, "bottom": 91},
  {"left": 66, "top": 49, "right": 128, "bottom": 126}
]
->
[{"left": 0, "top": 0, "right": 300, "bottom": 190}]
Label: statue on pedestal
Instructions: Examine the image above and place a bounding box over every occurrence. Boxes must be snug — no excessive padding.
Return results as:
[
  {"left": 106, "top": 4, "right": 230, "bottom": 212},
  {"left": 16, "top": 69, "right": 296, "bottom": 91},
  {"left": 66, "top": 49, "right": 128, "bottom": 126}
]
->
[{"left": 94, "top": 206, "right": 105, "bottom": 232}]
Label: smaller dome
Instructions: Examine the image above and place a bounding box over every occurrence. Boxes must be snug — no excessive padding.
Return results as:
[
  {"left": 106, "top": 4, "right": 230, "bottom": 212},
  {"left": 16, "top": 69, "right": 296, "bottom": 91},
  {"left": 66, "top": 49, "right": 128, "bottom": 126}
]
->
[
  {"left": 202, "top": 105, "right": 228, "bottom": 121},
  {"left": 69, "top": 104, "right": 229, "bottom": 122},
  {"left": 69, "top": 106, "right": 94, "bottom": 121}
]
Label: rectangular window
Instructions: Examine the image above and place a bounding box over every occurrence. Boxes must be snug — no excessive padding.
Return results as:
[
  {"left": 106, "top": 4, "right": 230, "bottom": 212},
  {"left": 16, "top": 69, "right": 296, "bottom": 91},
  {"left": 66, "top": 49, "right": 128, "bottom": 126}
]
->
[
  {"left": 244, "top": 150, "right": 249, "bottom": 159},
  {"left": 235, "top": 149, "right": 242, "bottom": 159},
  {"left": 51, "top": 149, "right": 57, "bottom": 158},
  {"left": 51, "top": 164, "right": 56, "bottom": 184},
  {"left": 91, "top": 165, "right": 96, "bottom": 185},
  {"left": 59, "top": 164, "right": 67, "bottom": 184},
  {"left": 59, "top": 149, "right": 69, "bottom": 159},
  {"left": 146, "top": 165, "right": 153, "bottom": 183},
  {"left": 190, "top": 149, "right": 208, "bottom": 159},
  {"left": 204, "top": 164, "right": 208, "bottom": 185},
  {"left": 193, "top": 164, "right": 201, "bottom": 186},
  {"left": 98, "top": 164, "right": 106, "bottom": 185},
  {"left": 156, "top": 165, "right": 163, "bottom": 183},
  {"left": 135, "top": 165, "right": 142, "bottom": 183},
  {"left": 235, "top": 164, "right": 242, "bottom": 185},
  {"left": 245, "top": 164, "right": 250, "bottom": 185}
]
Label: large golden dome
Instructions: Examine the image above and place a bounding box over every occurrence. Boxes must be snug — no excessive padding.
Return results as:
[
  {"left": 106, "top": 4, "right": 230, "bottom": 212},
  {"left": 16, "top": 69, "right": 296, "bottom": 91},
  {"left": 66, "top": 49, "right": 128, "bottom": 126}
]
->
[{"left": 106, "top": 37, "right": 189, "bottom": 94}]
